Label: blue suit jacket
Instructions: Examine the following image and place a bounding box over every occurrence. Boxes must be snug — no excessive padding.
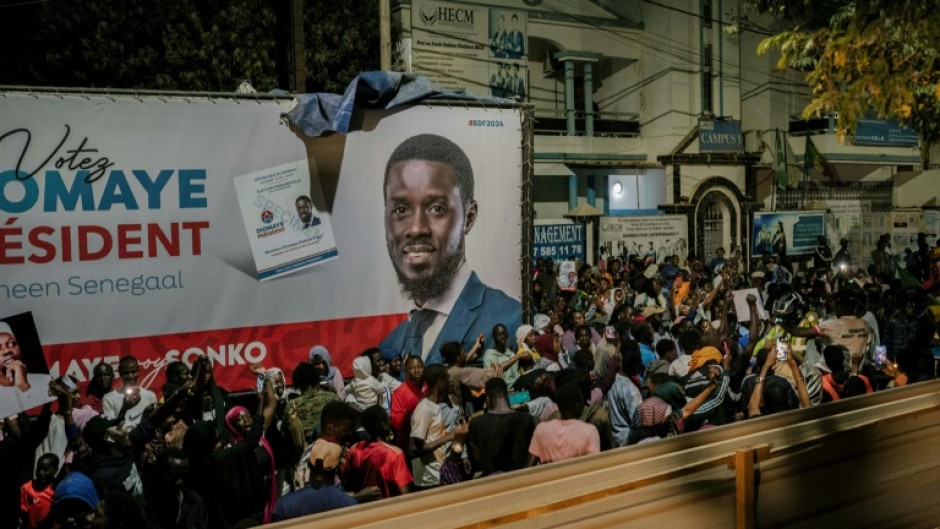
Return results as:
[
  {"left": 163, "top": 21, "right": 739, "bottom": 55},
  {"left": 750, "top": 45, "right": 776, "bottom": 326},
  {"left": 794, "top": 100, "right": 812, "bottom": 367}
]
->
[{"left": 381, "top": 272, "right": 521, "bottom": 366}]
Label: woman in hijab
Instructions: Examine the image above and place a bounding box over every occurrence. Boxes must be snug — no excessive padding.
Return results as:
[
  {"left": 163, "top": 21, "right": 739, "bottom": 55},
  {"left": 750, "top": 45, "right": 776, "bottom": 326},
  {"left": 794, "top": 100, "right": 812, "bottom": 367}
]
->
[
  {"left": 515, "top": 325, "right": 539, "bottom": 371},
  {"left": 264, "top": 366, "right": 301, "bottom": 495},
  {"left": 266, "top": 367, "right": 290, "bottom": 401},
  {"left": 183, "top": 375, "right": 277, "bottom": 528},
  {"left": 309, "top": 345, "right": 346, "bottom": 399},
  {"left": 225, "top": 405, "right": 278, "bottom": 524},
  {"left": 533, "top": 331, "right": 563, "bottom": 371},
  {"left": 264, "top": 366, "right": 293, "bottom": 435},
  {"left": 533, "top": 314, "right": 552, "bottom": 335}
]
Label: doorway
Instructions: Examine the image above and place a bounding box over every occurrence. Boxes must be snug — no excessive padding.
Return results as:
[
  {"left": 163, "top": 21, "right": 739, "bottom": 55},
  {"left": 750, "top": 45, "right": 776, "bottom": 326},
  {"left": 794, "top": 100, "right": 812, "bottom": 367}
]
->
[{"left": 696, "top": 190, "right": 737, "bottom": 259}]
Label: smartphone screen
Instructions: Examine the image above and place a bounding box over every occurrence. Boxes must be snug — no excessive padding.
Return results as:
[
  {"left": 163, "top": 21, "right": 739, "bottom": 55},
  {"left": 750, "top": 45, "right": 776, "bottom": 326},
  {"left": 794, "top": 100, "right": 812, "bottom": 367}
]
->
[
  {"left": 56, "top": 376, "right": 78, "bottom": 392},
  {"left": 775, "top": 337, "right": 789, "bottom": 362},
  {"left": 508, "top": 390, "right": 531, "bottom": 407},
  {"left": 873, "top": 345, "right": 887, "bottom": 367}
]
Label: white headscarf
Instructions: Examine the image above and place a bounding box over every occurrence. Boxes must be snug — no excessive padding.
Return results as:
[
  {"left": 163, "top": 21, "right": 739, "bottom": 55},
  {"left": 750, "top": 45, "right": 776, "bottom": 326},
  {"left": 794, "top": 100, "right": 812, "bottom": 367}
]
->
[
  {"left": 516, "top": 325, "right": 535, "bottom": 351},
  {"left": 533, "top": 314, "right": 551, "bottom": 333}
]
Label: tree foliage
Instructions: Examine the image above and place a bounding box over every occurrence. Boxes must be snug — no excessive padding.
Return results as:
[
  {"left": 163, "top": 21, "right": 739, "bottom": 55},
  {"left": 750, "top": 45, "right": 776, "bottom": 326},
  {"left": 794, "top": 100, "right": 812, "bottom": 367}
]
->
[
  {"left": 0, "top": 0, "right": 379, "bottom": 94},
  {"left": 304, "top": 1, "right": 380, "bottom": 93},
  {"left": 756, "top": 1, "right": 940, "bottom": 150}
]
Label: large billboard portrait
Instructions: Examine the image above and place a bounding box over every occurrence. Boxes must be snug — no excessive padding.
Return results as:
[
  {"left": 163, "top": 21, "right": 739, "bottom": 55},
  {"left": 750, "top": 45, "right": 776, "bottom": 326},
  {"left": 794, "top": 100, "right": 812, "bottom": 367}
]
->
[{"left": 0, "top": 92, "right": 524, "bottom": 396}]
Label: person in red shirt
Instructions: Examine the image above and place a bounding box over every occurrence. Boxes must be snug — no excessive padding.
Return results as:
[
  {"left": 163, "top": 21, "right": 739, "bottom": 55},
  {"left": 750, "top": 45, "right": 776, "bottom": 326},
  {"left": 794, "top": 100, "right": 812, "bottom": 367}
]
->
[
  {"left": 80, "top": 363, "right": 114, "bottom": 414},
  {"left": 20, "top": 453, "right": 57, "bottom": 529},
  {"left": 390, "top": 357, "right": 426, "bottom": 452},
  {"left": 341, "top": 405, "right": 412, "bottom": 497}
]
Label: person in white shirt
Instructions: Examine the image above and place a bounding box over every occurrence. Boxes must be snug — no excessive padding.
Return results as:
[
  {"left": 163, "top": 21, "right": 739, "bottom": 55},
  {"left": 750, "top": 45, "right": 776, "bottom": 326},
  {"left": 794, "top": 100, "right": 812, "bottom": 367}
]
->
[{"left": 102, "top": 356, "right": 156, "bottom": 427}]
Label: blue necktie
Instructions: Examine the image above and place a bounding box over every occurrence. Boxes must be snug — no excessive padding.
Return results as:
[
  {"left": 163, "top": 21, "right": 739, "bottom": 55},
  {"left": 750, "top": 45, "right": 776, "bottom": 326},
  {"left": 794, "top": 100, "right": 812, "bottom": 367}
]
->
[{"left": 403, "top": 308, "right": 437, "bottom": 358}]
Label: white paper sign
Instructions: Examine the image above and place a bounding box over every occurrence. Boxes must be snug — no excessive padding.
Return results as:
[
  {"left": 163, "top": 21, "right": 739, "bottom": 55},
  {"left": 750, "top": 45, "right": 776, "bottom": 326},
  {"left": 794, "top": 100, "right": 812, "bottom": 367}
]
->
[
  {"left": 557, "top": 260, "right": 578, "bottom": 290},
  {"left": 733, "top": 288, "right": 768, "bottom": 322}
]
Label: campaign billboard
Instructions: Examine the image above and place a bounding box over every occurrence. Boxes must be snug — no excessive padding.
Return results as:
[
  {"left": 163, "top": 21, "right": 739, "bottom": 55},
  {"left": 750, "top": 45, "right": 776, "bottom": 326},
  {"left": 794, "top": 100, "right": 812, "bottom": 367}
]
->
[
  {"left": 753, "top": 211, "right": 826, "bottom": 256},
  {"left": 0, "top": 92, "right": 524, "bottom": 395}
]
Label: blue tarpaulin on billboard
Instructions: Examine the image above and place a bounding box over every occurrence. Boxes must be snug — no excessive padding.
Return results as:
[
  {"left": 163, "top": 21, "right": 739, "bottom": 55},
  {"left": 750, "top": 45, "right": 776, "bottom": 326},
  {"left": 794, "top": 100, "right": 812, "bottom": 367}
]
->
[{"left": 285, "top": 71, "right": 512, "bottom": 137}]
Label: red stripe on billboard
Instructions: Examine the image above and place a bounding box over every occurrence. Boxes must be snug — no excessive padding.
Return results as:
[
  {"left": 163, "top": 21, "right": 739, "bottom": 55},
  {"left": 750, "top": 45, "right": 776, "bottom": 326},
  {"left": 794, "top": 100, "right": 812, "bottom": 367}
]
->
[{"left": 46, "top": 313, "right": 408, "bottom": 397}]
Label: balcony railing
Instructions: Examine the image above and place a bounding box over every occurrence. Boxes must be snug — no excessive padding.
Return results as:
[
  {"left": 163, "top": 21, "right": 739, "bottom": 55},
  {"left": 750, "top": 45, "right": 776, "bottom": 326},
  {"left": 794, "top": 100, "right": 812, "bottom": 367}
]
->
[
  {"left": 788, "top": 117, "right": 831, "bottom": 135},
  {"left": 534, "top": 109, "right": 640, "bottom": 137}
]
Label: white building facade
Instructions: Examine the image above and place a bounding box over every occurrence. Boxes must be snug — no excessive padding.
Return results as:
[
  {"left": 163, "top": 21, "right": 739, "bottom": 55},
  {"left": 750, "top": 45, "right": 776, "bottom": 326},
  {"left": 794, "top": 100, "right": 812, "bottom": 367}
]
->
[{"left": 391, "top": 0, "right": 938, "bottom": 262}]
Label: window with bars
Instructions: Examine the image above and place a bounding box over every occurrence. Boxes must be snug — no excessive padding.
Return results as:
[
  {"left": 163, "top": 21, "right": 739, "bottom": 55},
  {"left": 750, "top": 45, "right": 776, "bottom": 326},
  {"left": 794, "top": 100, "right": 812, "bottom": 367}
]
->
[{"left": 702, "top": 201, "right": 725, "bottom": 258}]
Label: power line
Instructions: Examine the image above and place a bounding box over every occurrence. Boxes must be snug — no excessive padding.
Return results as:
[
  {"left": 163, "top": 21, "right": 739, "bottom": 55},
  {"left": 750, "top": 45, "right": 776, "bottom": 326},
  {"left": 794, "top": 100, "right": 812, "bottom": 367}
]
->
[
  {"left": 543, "top": 0, "right": 788, "bottom": 86},
  {"left": 640, "top": 0, "right": 774, "bottom": 36},
  {"left": 0, "top": 0, "right": 53, "bottom": 7}
]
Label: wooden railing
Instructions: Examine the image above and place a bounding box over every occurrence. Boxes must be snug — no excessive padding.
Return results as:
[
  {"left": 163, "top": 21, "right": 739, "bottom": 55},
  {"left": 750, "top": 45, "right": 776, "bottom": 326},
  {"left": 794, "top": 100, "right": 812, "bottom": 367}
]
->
[{"left": 268, "top": 379, "right": 940, "bottom": 529}]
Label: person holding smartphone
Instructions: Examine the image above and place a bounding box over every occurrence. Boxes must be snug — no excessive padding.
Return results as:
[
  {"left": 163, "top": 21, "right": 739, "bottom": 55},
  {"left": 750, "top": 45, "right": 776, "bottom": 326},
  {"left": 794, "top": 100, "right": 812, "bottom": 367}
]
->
[
  {"left": 784, "top": 289, "right": 872, "bottom": 375},
  {"left": 102, "top": 356, "right": 156, "bottom": 428},
  {"left": 818, "top": 345, "right": 873, "bottom": 402},
  {"left": 746, "top": 342, "right": 811, "bottom": 418}
]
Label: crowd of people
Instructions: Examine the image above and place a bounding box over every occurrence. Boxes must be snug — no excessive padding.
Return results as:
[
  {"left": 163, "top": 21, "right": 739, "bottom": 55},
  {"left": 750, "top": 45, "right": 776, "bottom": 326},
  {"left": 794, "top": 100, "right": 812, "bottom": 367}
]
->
[{"left": 3, "top": 233, "right": 940, "bottom": 529}]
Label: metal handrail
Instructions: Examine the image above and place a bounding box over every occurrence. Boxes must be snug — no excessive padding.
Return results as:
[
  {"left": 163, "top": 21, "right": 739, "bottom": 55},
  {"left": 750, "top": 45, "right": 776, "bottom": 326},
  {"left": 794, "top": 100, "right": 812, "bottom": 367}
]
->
[{"left": 268, "top": 379, "right": 940, "bottom": 529}]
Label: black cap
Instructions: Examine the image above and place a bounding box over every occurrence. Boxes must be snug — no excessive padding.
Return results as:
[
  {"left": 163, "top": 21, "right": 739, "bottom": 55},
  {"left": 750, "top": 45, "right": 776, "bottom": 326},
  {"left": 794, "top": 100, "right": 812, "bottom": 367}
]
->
[{"left": 833, "top": 287, "right": 864, "bottom": 304}]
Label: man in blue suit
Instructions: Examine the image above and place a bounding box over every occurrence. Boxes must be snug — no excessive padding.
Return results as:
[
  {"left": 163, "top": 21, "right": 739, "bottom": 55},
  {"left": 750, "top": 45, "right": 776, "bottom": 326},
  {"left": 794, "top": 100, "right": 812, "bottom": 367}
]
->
[
  {"left": 506, "top": 14, "right": 525, "bottom": 59},
  {"left": 380, "top": 133, "right": 521, "bottom": 367}
]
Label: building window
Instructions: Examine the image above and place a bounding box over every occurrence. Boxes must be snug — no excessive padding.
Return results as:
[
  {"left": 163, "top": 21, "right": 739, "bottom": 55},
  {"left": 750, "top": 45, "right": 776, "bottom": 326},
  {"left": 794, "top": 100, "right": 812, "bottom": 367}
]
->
[
  {"left": 702, "top": 44, "right": 713, "bottom": 113},
  {"left": 608, "top": 170, "right": 667, "bottom": 215}
]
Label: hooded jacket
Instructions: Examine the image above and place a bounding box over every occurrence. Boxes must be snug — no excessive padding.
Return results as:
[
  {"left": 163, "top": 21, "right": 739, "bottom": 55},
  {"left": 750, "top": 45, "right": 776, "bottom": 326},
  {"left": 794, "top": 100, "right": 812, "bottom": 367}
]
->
[{"left": 344, "top": 357, "right": 389, "bottom": 412}]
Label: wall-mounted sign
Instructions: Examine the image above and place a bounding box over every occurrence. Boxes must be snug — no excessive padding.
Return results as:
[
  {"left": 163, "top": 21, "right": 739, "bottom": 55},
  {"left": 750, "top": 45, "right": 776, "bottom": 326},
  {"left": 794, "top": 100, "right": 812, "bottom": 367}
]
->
[
  {"left": 753, "top": 211, "right": 826, "bottom": 256},
  {"left": 699, "top": 119, "right": 743, "bottom": 152},
  {"left": 853, "top": 119, "right": 919, "bottom": 147},
  {"left": 599, "top": 215, "right": 688, "bottom": 264},
  {"left": 533, "top": 223, "right": 585, "bottom": 261}
]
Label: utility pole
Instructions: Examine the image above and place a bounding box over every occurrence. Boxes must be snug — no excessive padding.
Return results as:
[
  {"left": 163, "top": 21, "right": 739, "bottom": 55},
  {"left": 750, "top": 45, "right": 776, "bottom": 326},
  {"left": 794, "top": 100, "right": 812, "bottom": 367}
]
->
[
  {"left": 291, "top": 0, "right": 306, "bottom": 92},
  {"left": 379, "top": 0, "right": 391, "bottom": 70}
]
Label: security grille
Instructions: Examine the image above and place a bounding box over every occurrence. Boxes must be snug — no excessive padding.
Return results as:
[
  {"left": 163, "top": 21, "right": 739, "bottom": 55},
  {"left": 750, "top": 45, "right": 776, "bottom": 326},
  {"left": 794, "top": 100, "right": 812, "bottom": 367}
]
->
[{"left": 702, "top": 201, "right": 725, "bottom": 258}]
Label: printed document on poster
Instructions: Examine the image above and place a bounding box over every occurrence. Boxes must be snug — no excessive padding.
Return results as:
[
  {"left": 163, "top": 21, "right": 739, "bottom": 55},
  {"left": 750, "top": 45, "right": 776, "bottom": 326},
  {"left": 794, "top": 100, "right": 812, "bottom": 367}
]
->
[{"left": 234, "top": 161, "right": 339, "bottom": 281}]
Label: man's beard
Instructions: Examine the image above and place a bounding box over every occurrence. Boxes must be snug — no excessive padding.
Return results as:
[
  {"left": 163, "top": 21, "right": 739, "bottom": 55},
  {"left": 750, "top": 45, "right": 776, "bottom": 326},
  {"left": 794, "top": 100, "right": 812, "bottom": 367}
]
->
[{"left": 389, "top": 240, "right": 464, "bottom": 305}]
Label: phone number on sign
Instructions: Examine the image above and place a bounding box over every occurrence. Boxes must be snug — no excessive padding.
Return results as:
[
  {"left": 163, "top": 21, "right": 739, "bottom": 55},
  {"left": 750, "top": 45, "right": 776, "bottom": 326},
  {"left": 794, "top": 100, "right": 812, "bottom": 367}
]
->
[{"left": 534, "top": 244, "right": 583, "bottom": 259}]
